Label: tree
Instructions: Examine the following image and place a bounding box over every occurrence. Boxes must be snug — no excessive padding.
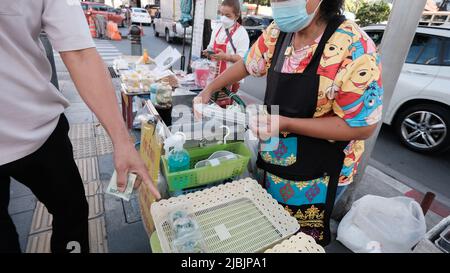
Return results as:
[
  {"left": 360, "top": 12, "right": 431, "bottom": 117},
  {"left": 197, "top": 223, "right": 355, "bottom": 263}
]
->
[
  {"left": 356, "top": 0, "right": 391, "bottom": 26},
  {"left": 345, "top": 0, "right": 365, "bottom": 14}
]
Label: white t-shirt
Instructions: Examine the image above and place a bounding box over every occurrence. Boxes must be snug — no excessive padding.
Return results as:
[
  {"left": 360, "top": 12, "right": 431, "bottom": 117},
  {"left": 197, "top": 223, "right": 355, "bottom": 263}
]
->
[
  {"left": 0, "top": 0, "right": 95, "bottom": 165},
  {"left": 207, "top": 23, "right": 250, "bottom": 69}
]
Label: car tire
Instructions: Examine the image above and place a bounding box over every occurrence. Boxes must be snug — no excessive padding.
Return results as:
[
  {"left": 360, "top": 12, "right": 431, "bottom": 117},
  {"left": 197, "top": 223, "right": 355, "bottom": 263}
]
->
[
  {"left": 394, "top": 103, "right": 450, "bottom": 154},
  {"left": 153, "top": 24, "right": 159, "bottom": 37},
  {"left": 165, "top": 29, "right": 172, "bottom": 44}
]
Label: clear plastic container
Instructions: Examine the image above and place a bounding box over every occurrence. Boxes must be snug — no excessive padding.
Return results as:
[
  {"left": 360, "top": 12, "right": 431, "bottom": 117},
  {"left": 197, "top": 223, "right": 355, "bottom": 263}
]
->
[
  {"left": 140, "top": 71, "right": 156, "bottom": 92},
  {"left": 436, "top": 226, "right": 450, "bottom": 253},
  {"left": 120, "top": 70, "right": 141, "bottom": 93},
  {"left": 155, "top": 82, "right": 173, "bottom": 108},
  {"left": 192, "top": 59, "right": 211, "bottom": 88}
]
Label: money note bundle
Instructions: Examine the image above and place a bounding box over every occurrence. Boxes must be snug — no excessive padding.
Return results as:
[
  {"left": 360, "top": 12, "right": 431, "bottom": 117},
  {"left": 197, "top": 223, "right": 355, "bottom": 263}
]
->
[{"left": 106, "top": 171, "right": 137, "bottom": 201}]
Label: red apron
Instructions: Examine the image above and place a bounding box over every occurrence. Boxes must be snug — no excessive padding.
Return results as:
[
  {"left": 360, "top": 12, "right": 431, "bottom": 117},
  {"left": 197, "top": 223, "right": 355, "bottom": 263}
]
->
[{"left": 212, "top": 23, "right": 241, "bottom": 107}]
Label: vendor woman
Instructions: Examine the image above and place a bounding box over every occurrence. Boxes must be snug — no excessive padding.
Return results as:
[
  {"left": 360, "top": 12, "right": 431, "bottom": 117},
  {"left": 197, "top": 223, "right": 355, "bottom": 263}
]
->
[
  {"left": 203, "top": 0, "right": 249, "bottom": 107},
  {"left": 194, "top": 0, "right": 383, "bottom": 246}
]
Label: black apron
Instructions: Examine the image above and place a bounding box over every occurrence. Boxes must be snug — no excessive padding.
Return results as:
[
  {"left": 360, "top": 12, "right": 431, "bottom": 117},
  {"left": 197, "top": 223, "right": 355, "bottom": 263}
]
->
[{"left": 257, "top": 16, "right": 348, "bottom": 246}]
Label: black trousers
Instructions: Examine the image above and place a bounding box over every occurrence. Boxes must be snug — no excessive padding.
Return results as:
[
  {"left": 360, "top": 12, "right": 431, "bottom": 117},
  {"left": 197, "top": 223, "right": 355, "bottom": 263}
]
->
[{"left": 0, "top": 115, "right": 89, "bottom": 253}]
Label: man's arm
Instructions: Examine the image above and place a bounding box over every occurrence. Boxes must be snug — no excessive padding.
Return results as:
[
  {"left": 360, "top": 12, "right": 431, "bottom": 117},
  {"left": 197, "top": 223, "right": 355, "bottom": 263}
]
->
[{"left": 60, "top": 48, "right": 160, "bottom": 199}]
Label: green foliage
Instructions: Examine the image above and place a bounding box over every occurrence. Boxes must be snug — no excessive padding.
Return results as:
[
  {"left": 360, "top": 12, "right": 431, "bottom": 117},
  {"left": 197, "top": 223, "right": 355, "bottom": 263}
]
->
[
  {"left": 356, "top": 0, "right": 391, "bottom": 26},
  {"left": 246, "top": 0, "right": 271, "bottom": 6},
  {"left": 345, "top": 0, "right": 365, "bottom": 14}
]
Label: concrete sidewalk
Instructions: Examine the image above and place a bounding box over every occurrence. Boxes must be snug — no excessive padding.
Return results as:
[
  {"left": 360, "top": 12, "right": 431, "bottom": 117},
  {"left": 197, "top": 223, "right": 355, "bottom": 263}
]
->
[{"left": 7, "top": 40, "right": 448, "bottom": 253}]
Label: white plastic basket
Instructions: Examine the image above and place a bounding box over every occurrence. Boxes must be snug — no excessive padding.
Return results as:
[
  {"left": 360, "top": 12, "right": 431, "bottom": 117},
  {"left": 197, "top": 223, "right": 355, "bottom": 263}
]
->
[
  {"left": 264, "top": 232, "right": 325, "bottom": 253},
  {"left": 151, "top": 178, "right": 300, "bottom": 253}
]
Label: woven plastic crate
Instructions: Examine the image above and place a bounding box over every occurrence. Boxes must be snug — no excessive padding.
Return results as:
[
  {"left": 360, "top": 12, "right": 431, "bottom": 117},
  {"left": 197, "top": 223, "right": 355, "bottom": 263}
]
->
[
  {"left": 162, "top": 142, "right": 251, "bottom": 192},
  {"left": 151, "top": 178, "right": 300, "bottom": 253},
  {"left": 169, "top": 180, "right": 230, "bottom": 197}
]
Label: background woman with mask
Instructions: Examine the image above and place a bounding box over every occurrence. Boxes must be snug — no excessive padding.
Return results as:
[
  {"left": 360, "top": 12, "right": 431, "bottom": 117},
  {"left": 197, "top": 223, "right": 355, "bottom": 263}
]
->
[
  {"left": 194, "top": 0, "right": 383, "bottom": 246},
  {"left": 202, "top": 0, "right": 250, "bottom": 107}
]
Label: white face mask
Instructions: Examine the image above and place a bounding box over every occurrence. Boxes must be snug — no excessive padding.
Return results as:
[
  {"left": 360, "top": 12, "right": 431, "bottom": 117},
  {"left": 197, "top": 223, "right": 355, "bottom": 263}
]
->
[{"left": 220, "top": 15, "right": 236, "bottom": 29}]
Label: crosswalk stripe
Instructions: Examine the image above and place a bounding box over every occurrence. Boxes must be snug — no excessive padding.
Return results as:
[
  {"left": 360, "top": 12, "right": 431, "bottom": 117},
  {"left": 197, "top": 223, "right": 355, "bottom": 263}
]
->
[{"left": 52, "top": 40, "right": 122, "bottom": 64}]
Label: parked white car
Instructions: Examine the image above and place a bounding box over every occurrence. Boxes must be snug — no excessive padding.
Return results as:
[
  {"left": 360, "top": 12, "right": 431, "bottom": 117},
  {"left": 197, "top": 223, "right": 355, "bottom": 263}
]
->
[
  {"left": 153, "top": 0, "right": 192, "bottom": 43},
  {"left": 130, "top": 7, "right": 152, "bottom": 26},
  {"left": 364, "top": 25, "right": 450, "bottom": 154}
]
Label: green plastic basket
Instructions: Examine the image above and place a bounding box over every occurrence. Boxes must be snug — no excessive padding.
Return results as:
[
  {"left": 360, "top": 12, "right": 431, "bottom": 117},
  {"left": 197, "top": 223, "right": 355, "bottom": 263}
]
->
[{"left": 162, "top": 142, "right": 251, "bottom": 192}]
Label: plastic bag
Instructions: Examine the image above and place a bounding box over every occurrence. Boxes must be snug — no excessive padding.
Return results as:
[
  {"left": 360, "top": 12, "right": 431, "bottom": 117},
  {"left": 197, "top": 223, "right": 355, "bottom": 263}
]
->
[
  {"left": 337, "top": 195, "right": 426, "bottom": 253},
  {"left": 168, "top": 205, "right": 207, "bottom": 253},
  {"left": 244, "top": 129, "right": 259, "bottom": 176}
]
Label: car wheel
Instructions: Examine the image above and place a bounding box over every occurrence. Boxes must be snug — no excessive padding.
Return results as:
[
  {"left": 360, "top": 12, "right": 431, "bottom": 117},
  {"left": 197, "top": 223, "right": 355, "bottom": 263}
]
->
[
  {"left": 394, "top": 104, "right": 450, "bottom": 154},
  {"left": 165, "top": 29, "right": 172, "bottom": 43}
]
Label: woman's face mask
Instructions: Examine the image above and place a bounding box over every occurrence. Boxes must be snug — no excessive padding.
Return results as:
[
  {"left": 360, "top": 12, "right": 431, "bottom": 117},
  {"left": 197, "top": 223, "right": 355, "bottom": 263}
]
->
[
  {"left": 271, "top": 0, "right": 323, "bottom": 33},
  {"left": 221, "top": 15, "right": 236, "bottom": 29},
  {"left": 220, "top": 5, "right": 237, "bottom": 29}
]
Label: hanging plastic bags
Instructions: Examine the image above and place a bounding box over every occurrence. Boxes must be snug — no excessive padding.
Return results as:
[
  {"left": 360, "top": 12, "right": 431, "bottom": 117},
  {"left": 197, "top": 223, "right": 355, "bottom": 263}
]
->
[
  {"left": 179, "top": 0, "right": 192, "bottom": 28},
  {"left": 337, "top": 195, "right": 426, "bottom": 253}
]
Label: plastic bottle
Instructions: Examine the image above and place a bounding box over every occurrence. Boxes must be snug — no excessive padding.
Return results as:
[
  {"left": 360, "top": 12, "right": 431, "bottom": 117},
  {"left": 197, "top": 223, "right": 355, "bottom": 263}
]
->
[
  {"left": 143, "top": 49, "right": 150, "bottom": 64},
  {"left": 150, "top": 83, "right": 159, "bottom": 105},
  {"left": 164, "top": 133, "right": 190, "bottom": 172}
]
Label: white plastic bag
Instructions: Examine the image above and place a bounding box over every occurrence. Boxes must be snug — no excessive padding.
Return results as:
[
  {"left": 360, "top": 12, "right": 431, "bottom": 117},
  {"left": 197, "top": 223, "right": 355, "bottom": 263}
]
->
[
  {"left": 244, "top": 129, "right": 259, "bottom": 175},
  {"left": 337, "top": 195, "right": 426, "bottom": 253}
]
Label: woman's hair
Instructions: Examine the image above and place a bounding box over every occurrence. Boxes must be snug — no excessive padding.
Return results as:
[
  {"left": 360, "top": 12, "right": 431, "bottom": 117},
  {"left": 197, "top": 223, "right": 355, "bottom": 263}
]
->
[
  {"left": 319, "top": 0, "right": 345, "bottom": 23},
  {"left": 221, "top": 0, "right": 243, "bottom": 24}
]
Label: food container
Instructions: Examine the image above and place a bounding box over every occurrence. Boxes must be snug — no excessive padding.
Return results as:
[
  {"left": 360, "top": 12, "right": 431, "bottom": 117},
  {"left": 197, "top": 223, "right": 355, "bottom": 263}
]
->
[
  {"left": 140, "top": 72, "right": 156, "bottom": 91},
  {"left": 120, "top": 70, "right": 141, "bottom": 93},
  {"left": 435, "top": 225, "right": 450, "bottom": 253},
  {"left": 192, "top": 59, "right": 212, "bottom": 88},
  {"left": 155, "top": 82, "right": 173, "bottom": 108}
]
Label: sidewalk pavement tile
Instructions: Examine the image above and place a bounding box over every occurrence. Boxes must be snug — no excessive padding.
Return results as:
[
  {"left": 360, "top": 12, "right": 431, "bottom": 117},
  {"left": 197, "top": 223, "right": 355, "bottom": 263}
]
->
[
  {"left": 98, "top": 154, "right": 115, "bottom": 181},
  {"left": 10, "top": 179, "right": 33, "bottom": 199},
  {"left": 64, "top": 110, "right": 94, "bottom": 124},
  {"left": 11, "top": 211, "right": 34, "bottom": 252},
  {"left": 69, "top": 123, "right": 95, "bottom": 140},
  {"left": 425, "top": 211, "right": 445, "bottom": 231},
  {"left": 84, "top": 181, "right": 104, "bottom": 196},
  {"left": 72, "top": 137, "right": 97, "bottom": 159},
  {"left": 29, "top": 202, "right": 52, "bottom": 235},
  {"left": 105, "top": 221, "right": 150, "bottom": 253},
  {"left": 103, "top": 186, "right": 149, "bottom": 253},
  {"left": 96, "top": 134, "right": 114, "bottom": 156},
  {"left": 61, "top": 84, "right": 84, "bottom": 103},
  {"left": 66, "top": 102, "right": 92, "bottom": 113},
  {"left": 75, "top": 157, "right": 100, "bottom": 182},
  {"left": 405, "top": 190, "right": 450, "bottom": 218},
  {"left": 8, "top": 195, "right": 36, "bottom": 215},
  {"left": 56, "top": 72, "right": 72, "bottom": 81},
  {"left": 26, "top": 217, "right": 109, "bottom": 253},
  {"left": 89, "top": 216, "right": 109, "bottom": 253},
  {"left": 94, "top": 123, "right": 108, "bottom": 137},
  {"left": 122, "top": 195, "right": 142, "bottom": 223},
  {"left": 88, "top": 194, "right": 104, "bottom": 220},
  {"left": 26, "top": 230, "right": 52, "bottom": 253}
]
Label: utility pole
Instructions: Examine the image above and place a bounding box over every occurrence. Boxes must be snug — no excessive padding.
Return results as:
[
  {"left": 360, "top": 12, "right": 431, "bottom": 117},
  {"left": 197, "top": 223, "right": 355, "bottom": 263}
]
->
[{"left": 333, "top": 0, "right": 428, "bottom": 219}]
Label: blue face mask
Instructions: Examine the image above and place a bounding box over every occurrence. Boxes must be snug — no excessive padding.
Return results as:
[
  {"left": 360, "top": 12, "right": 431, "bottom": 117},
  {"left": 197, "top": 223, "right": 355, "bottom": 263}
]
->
[{"left": 271, "top": 0, "right": 322, "bottom": 33}]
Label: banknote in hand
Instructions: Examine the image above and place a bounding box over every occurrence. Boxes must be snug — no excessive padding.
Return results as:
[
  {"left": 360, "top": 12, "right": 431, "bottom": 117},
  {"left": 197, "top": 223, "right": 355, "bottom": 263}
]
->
[{"left": 106, "top": 171, "right": 137, "bottom": 201}]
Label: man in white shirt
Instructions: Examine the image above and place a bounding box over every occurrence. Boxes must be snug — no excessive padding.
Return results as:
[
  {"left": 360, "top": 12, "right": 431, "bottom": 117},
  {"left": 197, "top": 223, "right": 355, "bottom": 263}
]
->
[{"left": 0, "top": 0, "right": 160, "bottom": 253}]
